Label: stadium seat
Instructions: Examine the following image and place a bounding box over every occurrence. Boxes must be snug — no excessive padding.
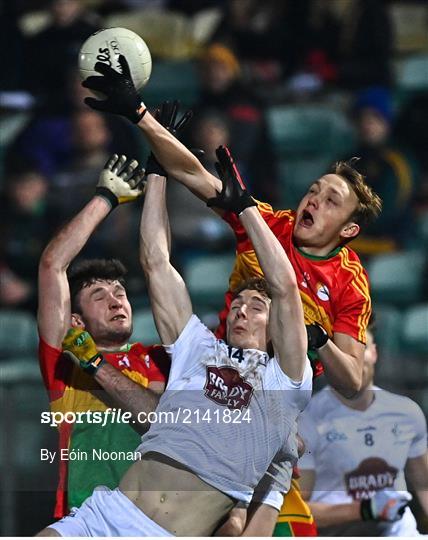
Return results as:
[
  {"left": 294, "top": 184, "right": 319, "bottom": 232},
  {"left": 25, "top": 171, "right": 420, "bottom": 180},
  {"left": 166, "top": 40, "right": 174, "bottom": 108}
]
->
[
  {"left": 142, "top": 60, "right": 200, "bottom": 108},
  {"left": 367, "top": 250, "right": 426, "bottom": 305},
  {"left": 372, "top": 303, "right": 403, "bottom": 355},
  {"left": 401, "top": 304, "right": 428, "bottom": 355},
  {"left": 276, "top": 157, "right": 332, "bottom": 208},
  {"left": 185, "top": 253, "right": 235, "bottom": 310},
  {"left": 0, "top": 310, "right": 38, "bottom": 359},
  {"left": 131, "top": 308, "right": 161, "bottom": 345},
  {"left": 395, "top": 54, "right": 428, "bottom": 92},
  {"left": 266, "top": 104, "right": 355, "bottom": 157}
]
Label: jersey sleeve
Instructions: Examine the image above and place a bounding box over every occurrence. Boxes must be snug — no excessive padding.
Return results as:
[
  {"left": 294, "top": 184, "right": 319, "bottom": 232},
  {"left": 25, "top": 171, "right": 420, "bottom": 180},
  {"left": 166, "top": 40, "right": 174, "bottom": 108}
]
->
[
  {"left": 408, "top": 401, "right": 428, "bottom": 458},
  {"left": 38, "top": 337, "right": 69, "bottom": 401},
  {"left": 267, "top": 357, "right": 313, "bottom": 412},
  {"left": 297, "top": 406, "right": 320, "bottom": 471},
  {"left": 146, "top": 345, "right": 170, "bottom": 382},
  {"left": 164, "top": 314, "right": 214, "bottom": 380},
  {"left": 333, "top": 263, "right": 372, "bottom": 344},
  {"left": 222, "top": 203, "right": 293, "bottom": 250}
]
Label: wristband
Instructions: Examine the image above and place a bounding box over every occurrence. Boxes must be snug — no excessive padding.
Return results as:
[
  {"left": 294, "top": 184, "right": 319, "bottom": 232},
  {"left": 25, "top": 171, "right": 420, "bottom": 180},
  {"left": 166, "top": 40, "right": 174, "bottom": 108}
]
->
[
  {"left": 82, "top": 354, "right": 106, "bottom": 376},
  {"left": 135, "top": 104, "right": 148, "bottom": 124},
  {"left": 95, "top": 186, "right": 118, "bottom": 209}
]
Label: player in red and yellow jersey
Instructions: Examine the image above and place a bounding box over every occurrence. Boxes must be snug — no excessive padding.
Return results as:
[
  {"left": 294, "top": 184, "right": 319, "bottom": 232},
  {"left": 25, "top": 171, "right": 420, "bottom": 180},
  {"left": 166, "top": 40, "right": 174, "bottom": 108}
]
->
[
  {"left": 80, "top": 64, "right": 383, "bottom": 536},
  {"left": 38, "top": 154, "right": 169, "bottom": 518}
]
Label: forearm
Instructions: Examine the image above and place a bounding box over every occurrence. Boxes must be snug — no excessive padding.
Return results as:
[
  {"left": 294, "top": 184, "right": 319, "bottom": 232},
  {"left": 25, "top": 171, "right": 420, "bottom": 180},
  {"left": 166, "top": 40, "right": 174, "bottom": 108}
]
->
[
  {"left": 94, "top": 362, "right": 160, "bottom": 431},
  {"left": 40, "top": 196, "right": 111, "bottom": 270},
  {"left": 317, "top": 340, "right": 362, "bottom": 396},
  {"left": 309, "top": 501, "right": 361, "bottom": 528},
  {"left": 239, "top": 207, "right": 297, "bottom": 294},
  {"left": 139, "top": 174, "right": 170, "bottom": 272},
  {"left": 416, "top": 490, "right": 428, "bottom": 517},
  {"left": 137, "top": 109, "right": 220, "bottom": 200}
]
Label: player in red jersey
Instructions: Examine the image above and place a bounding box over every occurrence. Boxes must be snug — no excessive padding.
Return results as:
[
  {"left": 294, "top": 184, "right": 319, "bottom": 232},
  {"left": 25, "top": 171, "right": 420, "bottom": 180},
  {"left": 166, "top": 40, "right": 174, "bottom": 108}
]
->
[{"left": 38, "top": 154, "right": 168, "bottom": 518}]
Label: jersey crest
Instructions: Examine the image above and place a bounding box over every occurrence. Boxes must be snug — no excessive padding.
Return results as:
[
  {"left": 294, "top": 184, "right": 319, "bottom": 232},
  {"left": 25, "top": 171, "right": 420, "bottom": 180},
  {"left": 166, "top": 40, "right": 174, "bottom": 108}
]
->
[
  {"left": 204, "top": 365, "right": 253, "bottom": 410},
  {"left": 345, "top": 457, "right": 398, "bottom": 500}
]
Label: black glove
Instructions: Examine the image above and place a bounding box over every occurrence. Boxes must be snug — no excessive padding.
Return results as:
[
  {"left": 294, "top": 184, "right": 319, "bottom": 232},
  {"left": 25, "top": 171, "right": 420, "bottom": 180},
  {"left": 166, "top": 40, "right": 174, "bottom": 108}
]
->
[
  {"left": 145, "top": 100, "right": 194, "bottom": 177},
  {"left": 82, "top": 55, "right": 145, "bottom": 123},
  {"left": 306, "top": 324, "right": 329, "bottom": 350},
  {"left": 207, "top": 145, "right": 256, "bottom": 215}
]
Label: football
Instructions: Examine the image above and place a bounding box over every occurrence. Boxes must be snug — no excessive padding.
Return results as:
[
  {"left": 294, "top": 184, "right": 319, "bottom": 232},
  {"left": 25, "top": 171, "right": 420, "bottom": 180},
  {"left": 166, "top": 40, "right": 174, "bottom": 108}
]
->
[{"left": 78, "top": 27, "right": 152, "bottom": 90}]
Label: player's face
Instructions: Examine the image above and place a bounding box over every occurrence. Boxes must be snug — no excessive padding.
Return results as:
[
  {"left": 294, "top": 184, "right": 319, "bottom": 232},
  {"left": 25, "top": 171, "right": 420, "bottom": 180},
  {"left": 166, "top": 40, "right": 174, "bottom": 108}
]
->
[
  {"left": 75, "top": 280, "right": 133, "bottom": 346},
  {"left": 294, "top": 175, "right": 360, "bottom": 253},
  {"left": 361, "top": 330, "right": 377, "bottom": 389},
  {"left": 226, "top": 289, "right": 270, "bottom": 351}
]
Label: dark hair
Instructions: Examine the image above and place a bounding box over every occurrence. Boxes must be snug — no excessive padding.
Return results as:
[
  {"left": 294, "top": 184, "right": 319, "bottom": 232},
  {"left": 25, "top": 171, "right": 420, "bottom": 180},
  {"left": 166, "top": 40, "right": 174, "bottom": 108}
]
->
[
  {"left": 232, "top": 277, "right": 271, "bottom": 300},
  {"left": 67, "top": 259, "right": 127, "bottom": 312},
  {"left": 331, "top": 158, "right": 383, "bottom": 229}
]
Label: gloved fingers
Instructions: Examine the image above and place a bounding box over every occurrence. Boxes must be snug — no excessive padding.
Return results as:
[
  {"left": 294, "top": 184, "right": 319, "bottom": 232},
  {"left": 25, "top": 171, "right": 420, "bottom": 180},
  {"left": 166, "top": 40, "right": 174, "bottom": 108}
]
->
[
  {"left": 120, "top": 159, "right": 139, "bottom": 181},
  {"left": 104, "top": 154, "right": 119, "bottom": 172},
  {"left": 112, "top": 155, "right": 128, "bottom": 175},
  {"left": 82, "top": 75, "right": 108, "bottom": 92},
  {"left": 118, "top": 54, "right": 132, "bottom": 78},
  {"left": 128, "top": 168, "right": 146, "bottom": 189},
  {"left": 94, "top": 61, "right": 118, "bottom": 78},
  {"left": 84, "top": 96, "right": 110, "bottom": 112},
  {"left": 190, "top": 148, "right": 204, "bottom": 159},
  {"left": 174, "top": 109, "right": 193, "bottom": 133},
  {"left": 215, "top": 161, "right": 225, "bottom": 181}
]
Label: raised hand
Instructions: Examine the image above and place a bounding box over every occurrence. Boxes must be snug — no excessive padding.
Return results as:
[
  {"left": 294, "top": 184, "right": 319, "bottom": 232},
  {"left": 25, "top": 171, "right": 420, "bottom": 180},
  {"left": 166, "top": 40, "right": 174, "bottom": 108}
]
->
[
  {"left": 96, "top": 153, "right": 145, "bottom": 209},
  {"left": 62, "top": 328, "right": 105, "bottom": 376},
  {"left": 82, "top": 55, "right": 146, "bottom": 123},
  {"left": 207, "top": 145, "right": 256, "bottom": 215}
]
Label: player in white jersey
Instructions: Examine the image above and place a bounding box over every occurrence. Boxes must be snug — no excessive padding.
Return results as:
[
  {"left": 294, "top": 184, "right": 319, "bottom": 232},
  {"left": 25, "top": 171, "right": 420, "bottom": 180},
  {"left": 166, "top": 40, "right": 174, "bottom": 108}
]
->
[
  {"left": 298, "top": 323, "right": 428, "bottom": 536},
  {"left": 37, "top": 146, "right": 312, "bottom": 536}
]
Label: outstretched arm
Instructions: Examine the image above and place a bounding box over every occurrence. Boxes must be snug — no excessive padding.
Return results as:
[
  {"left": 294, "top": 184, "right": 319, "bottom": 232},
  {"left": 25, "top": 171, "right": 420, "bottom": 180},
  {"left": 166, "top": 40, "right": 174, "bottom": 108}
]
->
[
  {"left": 82, "top": 56, "right": 222, "bottom": 202},
  {"left": 210, "top": 146, "right": 306, "bottom": 381},
  {"left": 38, "top": 155, "right": 144, "bottom": 348},
  {"left": 139, "top": 173, "right": 193, "bottom": 344}
]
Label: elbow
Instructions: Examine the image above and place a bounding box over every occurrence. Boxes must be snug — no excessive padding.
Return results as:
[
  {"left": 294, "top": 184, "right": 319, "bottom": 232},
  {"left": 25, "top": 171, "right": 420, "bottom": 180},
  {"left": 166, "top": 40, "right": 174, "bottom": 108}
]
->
[
  {"left": 39, "top": 248, "right": 64, "bottom": 273},
  {"left": 336, "top": 371, "right": 363, "bottom": 398}
]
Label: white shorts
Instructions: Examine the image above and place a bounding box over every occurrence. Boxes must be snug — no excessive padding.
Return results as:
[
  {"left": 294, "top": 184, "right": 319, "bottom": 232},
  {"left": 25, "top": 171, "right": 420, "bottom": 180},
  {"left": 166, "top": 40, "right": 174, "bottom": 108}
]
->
[{"left": 47, "top": 486, "right": 173, "bottom": 537}]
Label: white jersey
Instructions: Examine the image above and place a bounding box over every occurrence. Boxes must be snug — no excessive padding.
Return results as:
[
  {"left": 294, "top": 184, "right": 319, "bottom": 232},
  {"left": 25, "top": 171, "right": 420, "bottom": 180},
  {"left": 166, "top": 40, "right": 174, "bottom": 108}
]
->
[
  {"left": 299, "top": 385, "right": 427, "bottom": 536},
  {"left": 137, "top": 315, "right": 312, "bottom": 504}
]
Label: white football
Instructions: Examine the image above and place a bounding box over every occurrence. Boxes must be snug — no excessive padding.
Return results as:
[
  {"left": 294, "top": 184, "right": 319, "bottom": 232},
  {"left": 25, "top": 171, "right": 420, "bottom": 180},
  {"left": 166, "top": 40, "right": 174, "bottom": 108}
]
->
[{"left": 79, "top": 27, "right": 152, "bottom": 90}]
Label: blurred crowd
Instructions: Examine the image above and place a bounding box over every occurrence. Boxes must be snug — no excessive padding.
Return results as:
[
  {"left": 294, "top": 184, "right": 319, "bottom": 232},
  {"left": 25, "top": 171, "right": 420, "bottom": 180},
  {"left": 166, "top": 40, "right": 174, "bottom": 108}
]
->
[{"left": 0, "top": 0, "right": 427, "bottom": 313}]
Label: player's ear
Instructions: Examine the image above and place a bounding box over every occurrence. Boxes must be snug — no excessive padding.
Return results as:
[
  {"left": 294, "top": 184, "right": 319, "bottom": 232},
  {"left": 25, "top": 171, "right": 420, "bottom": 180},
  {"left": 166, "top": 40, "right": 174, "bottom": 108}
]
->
[
  {"left": 71, "top": 313, "right": 85, "bottom": 328},
  {"left": 340, "top": 221, "right": 360, "bottom": 241}
]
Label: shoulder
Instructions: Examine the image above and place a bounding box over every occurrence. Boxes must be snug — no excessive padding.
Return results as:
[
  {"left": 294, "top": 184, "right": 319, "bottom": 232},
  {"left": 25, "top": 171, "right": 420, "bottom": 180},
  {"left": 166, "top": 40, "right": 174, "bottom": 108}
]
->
[
  {"left": 336, "top": 247, "right": 370, "bottom": 291},
  {"left": 376, "top": 387, "right": 426, "bottom": 421}
]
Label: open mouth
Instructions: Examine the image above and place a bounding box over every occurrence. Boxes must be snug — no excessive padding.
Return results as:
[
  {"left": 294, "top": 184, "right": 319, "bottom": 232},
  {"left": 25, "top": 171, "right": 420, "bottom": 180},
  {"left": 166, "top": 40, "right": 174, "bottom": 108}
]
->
[
  {"left": 300, "top": 209, "right": 314, "bottom": 228},
  {"left": 111, "top": 314, "right": 126, "bottom": 321}
]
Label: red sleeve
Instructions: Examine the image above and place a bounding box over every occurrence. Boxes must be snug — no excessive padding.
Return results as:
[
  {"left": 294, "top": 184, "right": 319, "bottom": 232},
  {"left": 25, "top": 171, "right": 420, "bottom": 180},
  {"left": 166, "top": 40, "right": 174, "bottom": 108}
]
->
[
  {"left": 222, "top": 204, "right": 294, "bottom": 252},
  {"left": 146, "top": 345, "right": 170, "bottom": 382},
  {"left": 38, "top": 337, "right": 70, "bottom": 401},
  {"left": 333, "top": 267, "right": 371, "bottom": 344}
]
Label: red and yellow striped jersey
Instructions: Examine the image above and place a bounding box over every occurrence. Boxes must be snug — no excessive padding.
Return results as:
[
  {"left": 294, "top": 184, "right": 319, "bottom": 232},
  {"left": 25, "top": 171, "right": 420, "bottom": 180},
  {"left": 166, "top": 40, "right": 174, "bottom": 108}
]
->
[
  {"left": 39, "top": 337, "right": 168, "bottom": 518},
  {"left": 217, "top": 205, "right": 371, "bottom": 377}
]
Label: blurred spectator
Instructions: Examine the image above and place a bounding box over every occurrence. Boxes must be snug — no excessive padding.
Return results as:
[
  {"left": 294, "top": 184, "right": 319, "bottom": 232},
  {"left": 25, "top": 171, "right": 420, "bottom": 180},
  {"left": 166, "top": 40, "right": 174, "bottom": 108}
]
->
[
  {"left": 187, "top": 42, "right": 278, "bottom": 203},
  {"left": 210, "top": 0, "right": 305, "bottom": 84},
  {"left": 0, "top": 165, "right": 59, "bottom": 311},
  {"left": 51, "top": 109, "right": 112, "bottom": 215},
  {"left": 395, "top": 93, "right": 428, "bottom": 215},
  {"left": 11, "top": 69, "right": 142, "bottom": 178},
  {"left": 302, "top": 0, "right": 393, "bottom": 90},
  {"left": 24, "top": 0, "right": 100, "bottom": 112},
  {"left": 167, "top": 111, "right": 234, "bottom": 260},
  {"left": 345, "top": 87, "right": 420, "bottom": 257}
]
